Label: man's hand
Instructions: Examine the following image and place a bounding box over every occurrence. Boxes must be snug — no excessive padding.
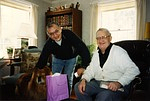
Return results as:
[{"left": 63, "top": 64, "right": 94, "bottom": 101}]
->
[
  {"left": 78, "top": 79, "right": 86, "bottom": 94},
  {"left": 107, "top": 82, "right": 122, "bottom": 91},
  {"left": 77, "top": 68, "right": 85, "bottom": 77}
]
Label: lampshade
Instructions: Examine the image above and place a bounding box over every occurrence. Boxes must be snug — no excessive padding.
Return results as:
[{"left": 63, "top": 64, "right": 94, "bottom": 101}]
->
[
  {"left": 17, "top": 23, "right": 37, "bottom": 39},
  {"left": 144, "top": 22, "right": 150, "bottom": 39}
]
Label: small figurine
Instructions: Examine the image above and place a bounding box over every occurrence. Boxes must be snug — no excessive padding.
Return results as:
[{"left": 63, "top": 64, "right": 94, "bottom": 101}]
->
[
  {"left": 61, "top": 6, "right": 65, "bottom": 10},
  {"left": 48, "top": 7, "right": 54, "bottom": 11},
  {"left": 55, "top": 6, "right": 61, "bottom": 11},
  {"left": 48, "top": 7, "right": 50, "bottom": 11},
  {"left": 70, "top": 3, "right": 74, "bottom": 9},
  {"left": 76, "top": 2, "right": 80, "bottom": 9}
]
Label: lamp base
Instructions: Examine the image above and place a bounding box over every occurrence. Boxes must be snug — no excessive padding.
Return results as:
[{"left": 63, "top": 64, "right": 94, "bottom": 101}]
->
[{"left": 21, "top": 38, "right": 28, "bottom": 49}]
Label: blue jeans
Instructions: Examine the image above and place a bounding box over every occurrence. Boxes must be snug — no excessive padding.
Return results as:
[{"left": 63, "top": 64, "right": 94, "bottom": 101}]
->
[
  {"left": 52, "top": 56, "right": 77, "bottom": 94},
  {"left": 74, "top": 79, "right": 129, "bottom": 101}
]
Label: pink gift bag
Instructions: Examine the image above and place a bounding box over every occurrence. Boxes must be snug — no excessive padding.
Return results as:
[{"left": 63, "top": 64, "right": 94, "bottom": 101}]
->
[{"left": 46, "top": 74, "right": 69, "bottom": 101}]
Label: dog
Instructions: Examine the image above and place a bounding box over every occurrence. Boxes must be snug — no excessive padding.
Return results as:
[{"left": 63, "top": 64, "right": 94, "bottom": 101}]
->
[{"left": 15, "top": 66, "right": 52, "bottom": 100}]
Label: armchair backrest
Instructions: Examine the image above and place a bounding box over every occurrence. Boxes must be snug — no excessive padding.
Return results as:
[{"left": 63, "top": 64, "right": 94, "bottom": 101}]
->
[{"left": 113, "top": 40, "right": 150, "bottom": 78}]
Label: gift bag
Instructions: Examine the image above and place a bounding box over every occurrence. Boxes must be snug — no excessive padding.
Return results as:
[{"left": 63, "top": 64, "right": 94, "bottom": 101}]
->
[{"left": 46, "top": 74, "right": 69, "bottom": 101}]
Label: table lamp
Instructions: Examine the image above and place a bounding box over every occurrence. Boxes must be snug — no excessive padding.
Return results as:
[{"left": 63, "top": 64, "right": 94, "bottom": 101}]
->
[{"left": 17, "top": 23, "right": 37, "bottom": 49}]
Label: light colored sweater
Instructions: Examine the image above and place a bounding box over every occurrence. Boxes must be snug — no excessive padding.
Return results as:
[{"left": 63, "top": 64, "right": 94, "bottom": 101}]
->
[{"left": 82, "top": 45, "right": 140, "bottom": 86}]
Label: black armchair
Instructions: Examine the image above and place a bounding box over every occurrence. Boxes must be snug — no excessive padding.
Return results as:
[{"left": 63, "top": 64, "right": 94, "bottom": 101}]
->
[
  {"left": 114, "top": 40, "right": 150, "bottom": 101},
  {"left": 72, "top": 40, "right": 150, "bottom": 101}
]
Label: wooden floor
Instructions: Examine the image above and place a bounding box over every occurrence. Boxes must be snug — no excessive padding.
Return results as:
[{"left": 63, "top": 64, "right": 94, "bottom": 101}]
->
[{"left": 70, "top": 90, "right": 77, "bottom": 100}]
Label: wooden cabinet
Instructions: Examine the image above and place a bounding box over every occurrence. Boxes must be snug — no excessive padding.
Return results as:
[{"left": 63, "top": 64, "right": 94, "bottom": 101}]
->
[{"left": 45, "top": 8, "right": 82, "bottom": 38}]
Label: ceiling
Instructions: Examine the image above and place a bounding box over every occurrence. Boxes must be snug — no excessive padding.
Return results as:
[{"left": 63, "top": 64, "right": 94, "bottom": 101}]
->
[
  {"left": 42, "top": 0, "right": 51, "bottom": 3},
  {"left": 42, "top": 0, "right": 69, "bottom": 3},
  {"left": 42, "top": 0, "right": 61, "bottom": 3}
]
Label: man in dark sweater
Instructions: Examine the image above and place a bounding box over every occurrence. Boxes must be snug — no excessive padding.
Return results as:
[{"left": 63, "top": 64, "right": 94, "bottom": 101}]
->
[{"left": 36, "top": 22, "right": 91, "bottom": 93}]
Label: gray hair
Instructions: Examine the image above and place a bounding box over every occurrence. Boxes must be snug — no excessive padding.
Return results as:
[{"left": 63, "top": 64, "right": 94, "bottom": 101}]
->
[
  {"left": 46, "top": 22, "right": 60, "bottom": 29},
  {"left": 96, "top": 28, "right": 111, "bottom": 36}
]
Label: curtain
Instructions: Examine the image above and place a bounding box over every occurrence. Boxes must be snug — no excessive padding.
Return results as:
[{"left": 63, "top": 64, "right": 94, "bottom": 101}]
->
[
  {"left": 0, "top": 0, "right": 38, "bottom": 58},
  {"left": 89, "top": 3, "right": 98, "bottom": 44},
  {"left": 135, "top": 0, "right": 146, "bottom": 40},
  {"left": 31, "top": 4, "right": 38, "bottom": 46}
]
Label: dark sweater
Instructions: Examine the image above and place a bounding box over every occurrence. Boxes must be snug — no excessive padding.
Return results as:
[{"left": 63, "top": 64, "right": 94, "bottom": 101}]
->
[
  {"left": 98, "top": 43, "right": 113, "bottom": 68},
  {"left": 36, "top": 29, "right": 91, "bottom": 69}
]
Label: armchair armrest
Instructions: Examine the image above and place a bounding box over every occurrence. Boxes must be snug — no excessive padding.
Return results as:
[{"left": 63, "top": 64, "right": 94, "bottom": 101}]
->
[
  {"left": 132, "top": 77, "right": 142, "bottom": 88},
  {"left": 127, "top": 77, "right": 142, "bottom": 100}
]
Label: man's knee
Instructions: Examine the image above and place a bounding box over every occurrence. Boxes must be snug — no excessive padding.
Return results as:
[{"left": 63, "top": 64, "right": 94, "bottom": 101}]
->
[{"left": 95, "top": 90, "right": 121, "bottom": 101}]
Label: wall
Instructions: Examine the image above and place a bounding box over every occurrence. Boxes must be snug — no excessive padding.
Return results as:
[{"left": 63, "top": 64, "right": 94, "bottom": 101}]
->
[
  {"left": 48, "top": 0, "right": 136, "bottom": 45},
  {"left": 25, "top": 0, "right": 93, "bottom": 47},
  {"left": 26, "top": 0, "right": 150, "bottom": 48},
  {"left": 146, "top": 0, "right": 150, "bottom": 22}
]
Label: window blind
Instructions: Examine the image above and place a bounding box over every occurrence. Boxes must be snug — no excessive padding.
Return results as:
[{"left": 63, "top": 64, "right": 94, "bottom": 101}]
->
[
  {"left": 0, "top": 0, "right": 31, "bottom": 11},
  {"left": 99, "top": 0, "right": 135, "bottom": 11}
]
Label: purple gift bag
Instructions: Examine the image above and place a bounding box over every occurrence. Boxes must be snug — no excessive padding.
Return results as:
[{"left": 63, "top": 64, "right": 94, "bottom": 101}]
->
[{"left": 46, "top": 74, "right": 69, "bottom": 101}]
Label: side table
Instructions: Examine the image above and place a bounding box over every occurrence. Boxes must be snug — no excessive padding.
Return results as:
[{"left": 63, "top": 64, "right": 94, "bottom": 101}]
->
[
  {"left": 3, "top": 58, "right": 21, "bottom": 76},
  {"left": 9, "top": 62, "right": 22, "bottom": 76}
]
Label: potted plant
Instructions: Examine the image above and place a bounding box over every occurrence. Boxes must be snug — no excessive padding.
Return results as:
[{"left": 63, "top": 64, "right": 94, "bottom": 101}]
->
[
  {"left": 7, "top": 47, "right": 13, "bottom": 58},
  {"left": 76, "top": 44, "right": 96, "bottom": 66}
]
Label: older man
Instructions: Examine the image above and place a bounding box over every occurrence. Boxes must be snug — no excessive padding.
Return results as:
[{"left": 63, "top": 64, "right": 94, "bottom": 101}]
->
[{"left": 74, "top": 28, "right": 140, "bottom": 101}]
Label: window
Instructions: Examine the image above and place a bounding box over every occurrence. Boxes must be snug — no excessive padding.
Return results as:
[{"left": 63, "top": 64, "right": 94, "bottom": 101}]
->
[
  {"left": 0, "top": 0, "right": 34, "bottom": 58},
  {"left": 98, "top": 0, "right": 136, "bottom": 42}
]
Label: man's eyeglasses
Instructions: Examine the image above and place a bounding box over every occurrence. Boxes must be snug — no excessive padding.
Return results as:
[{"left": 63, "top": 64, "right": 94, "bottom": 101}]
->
[
  {"left": 47, "top": 29, "right": 60, "bottom": 36},
  {"left": 96, "top": 35, "right": 110, "bottom": 40}
]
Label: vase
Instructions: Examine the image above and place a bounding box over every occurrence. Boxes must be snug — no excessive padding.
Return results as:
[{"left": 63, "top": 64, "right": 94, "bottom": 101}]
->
[{"left": 8, "top": 53, "right": 13, "bottom": 58}]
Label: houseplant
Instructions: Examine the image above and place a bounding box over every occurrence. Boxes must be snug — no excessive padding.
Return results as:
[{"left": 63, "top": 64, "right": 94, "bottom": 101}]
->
[
  {"left": 7, "top": 47, "right": 13, "bottom": 58},
  {"left": 76, "top": 44, "right": 96, "bottom": 66}
]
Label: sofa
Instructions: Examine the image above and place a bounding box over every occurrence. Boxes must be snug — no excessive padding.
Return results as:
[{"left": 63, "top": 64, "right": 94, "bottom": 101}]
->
[
  {"left": 20, "top": 48, "right": 41, "bottom": 73},
  {"left": 0, "top": 47, "right": 41, "bottom": 100}
]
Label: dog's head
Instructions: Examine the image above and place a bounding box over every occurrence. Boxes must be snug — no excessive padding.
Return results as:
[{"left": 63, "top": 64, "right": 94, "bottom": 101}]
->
[{"left": 33, "top": 66, "right": 51, "bottom": 85}]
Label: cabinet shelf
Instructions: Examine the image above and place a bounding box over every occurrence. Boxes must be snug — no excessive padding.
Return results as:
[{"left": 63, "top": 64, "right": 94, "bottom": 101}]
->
[
  {"left": 46, "top": 8, "right": 75, "bottom": 15},
  {"left": 45, "top": 8, "right": 82, "bottom": 38}
]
